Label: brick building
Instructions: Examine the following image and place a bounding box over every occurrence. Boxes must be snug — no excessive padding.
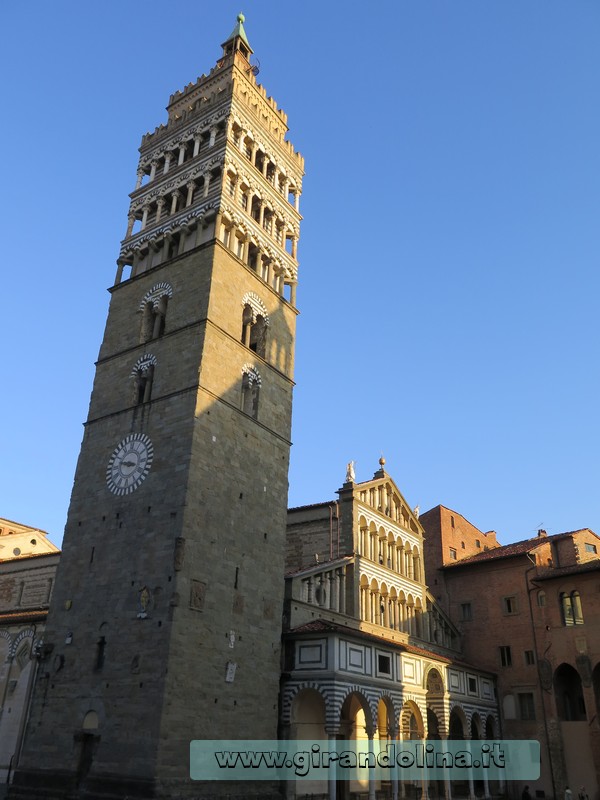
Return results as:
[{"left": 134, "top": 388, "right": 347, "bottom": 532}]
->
[{"left": 421, "top": 505, "right": 600, "bottom": 800}]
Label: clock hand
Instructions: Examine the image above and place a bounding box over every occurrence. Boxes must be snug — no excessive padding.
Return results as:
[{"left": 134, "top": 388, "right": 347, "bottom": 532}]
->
[{"left": 122, "top": 460, "right": 137, "bottom": 467}]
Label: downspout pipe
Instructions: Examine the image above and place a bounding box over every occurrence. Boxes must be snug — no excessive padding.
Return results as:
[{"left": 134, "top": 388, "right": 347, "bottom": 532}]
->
[{"left": 525, "top": 553, "right": 557, "bottom": 800}]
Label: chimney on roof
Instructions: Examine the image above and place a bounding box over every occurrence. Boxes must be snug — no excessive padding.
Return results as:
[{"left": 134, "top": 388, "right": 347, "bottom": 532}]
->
[{"left": 538, "top": 529, "right": 547, "bottom": 537}]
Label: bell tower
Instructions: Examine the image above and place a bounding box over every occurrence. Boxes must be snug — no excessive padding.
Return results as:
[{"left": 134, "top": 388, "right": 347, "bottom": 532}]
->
[{"left": 12, "top": 15, "right": 303, "bottom": 800}]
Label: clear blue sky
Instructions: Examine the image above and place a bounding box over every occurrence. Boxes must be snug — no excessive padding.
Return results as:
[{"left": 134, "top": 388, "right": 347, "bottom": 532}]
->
[{"left": 1, "top": 2, "right": 598, "bottom": 547}]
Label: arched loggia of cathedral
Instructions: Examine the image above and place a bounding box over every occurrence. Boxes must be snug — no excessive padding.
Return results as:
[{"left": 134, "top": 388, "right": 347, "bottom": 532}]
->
[{"left": 281, "top": 461, "right": 500, "bottom": 800}]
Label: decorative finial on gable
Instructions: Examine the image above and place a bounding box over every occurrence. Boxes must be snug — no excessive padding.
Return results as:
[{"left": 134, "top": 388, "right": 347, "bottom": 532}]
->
[{"left": 373, "top": 455, "right": 386, "bottom": 480}]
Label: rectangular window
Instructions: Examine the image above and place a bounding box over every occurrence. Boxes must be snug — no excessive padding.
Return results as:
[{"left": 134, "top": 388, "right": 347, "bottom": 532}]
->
[
  {"left": 449, "top": 548, "right": 457, "bottom": 560},
  {"left": 524, "top": 650, "right": 535, "bottom": 665},
  {"left": 475, "top": 539, "right": 481, "bottom": 548},
  {"left": 518, "top": 692, "right": 536, "bottom": 720},
  {"left": 585, "top": 543, "right": 597, "bottom": 554},
  {"left": 499, "top": 646, "right": 512, "bottom": 667},
  {"left": 377, "top": 654, "right": 391, "bottom": 676},
  {"left": 451, "top": 515, "right": 455, "bottom": 528},
  {"left": 468, "top": 676, "right": 478, "bottom": 694},
  {"left": 461, "top": 602, "right": 472, "bottom": 621},
  {"left": 503, "top": 595, "right": 518, "bottom": 615}
]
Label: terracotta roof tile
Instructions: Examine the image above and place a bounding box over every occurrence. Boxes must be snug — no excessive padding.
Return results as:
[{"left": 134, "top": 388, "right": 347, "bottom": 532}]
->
[
  {"left": 535, "top": 559, "right": 600, "bottom": 580},
  {"left": 443, "top": 530, "right": 593, "bottom": 568}
]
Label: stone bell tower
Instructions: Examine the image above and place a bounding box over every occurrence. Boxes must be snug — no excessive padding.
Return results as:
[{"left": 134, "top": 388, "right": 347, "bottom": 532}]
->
[{"left": 12, "top": 14, "right": 303, "bottom": 800}]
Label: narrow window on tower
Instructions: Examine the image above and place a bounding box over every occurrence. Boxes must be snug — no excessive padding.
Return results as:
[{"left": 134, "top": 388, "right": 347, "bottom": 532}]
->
[
  {"left": 154, "top": 294, "right": 168, "bottom": 337},
  {"left": 135, "top": 366, "right": 154, "bottom": 405},
  {"left": 139, "top": 285, "right": 172, "bottom": 343},
  {"left": 241, "top": 296, "right": 269, "bottom": 359},
  {"left": 141, "top": 300, "right": 167, "bottom": 342},
  {"left": 95, "top": 637, "right": 106, "bottom": 671},
  {"left": 249, "top": 315, "right": 266, "bottom": 356},
  {"left": 141, "top": 301, "right": 154, "bottom": 342},
  {"left": 241, "top": 366, "right": 261, "bottom": 420},
  {"left": 131, "top": 355, "right": 157, "bottom": 405},
  {"left": 241, "top": 304, "right": 253, "bottom": 347}
]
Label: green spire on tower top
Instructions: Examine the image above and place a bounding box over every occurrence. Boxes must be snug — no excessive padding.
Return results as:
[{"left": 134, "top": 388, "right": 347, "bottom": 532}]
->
[{"left": 224, "top": 12, "right": 252, "bottom": 52}]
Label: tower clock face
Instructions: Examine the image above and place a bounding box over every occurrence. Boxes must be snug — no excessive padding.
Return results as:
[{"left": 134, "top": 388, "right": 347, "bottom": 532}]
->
[{"left": 106, "top": 434, "right": 153, "bottom": 496}]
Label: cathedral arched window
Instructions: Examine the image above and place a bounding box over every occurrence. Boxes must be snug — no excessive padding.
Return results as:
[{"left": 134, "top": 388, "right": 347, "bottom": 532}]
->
[
  {"left": 241, "top": 365, "right": 261, "bottom": 419},
  {"left": 131, "top": 355, "right": 157, "bottom": 405},
  {"left": 241, "top": 293, "right": 269, "bottom": 358},
  {"left": 139, "top": 283, "right": 173, "bottom": 343}
]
